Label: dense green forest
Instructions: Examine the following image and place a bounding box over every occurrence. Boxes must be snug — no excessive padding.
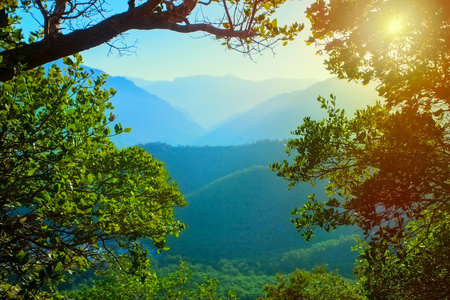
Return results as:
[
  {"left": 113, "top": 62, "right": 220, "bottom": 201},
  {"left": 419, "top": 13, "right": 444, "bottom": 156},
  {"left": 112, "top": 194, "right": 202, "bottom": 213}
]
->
[
  {"left": 57, "top": 141, "right": 361, "bottom": 299},
  {"left": 138, "top": 142, "right": 360, "bottom": 299},
  {"left": 141, "top": 141, "right": 289, "bottom": 194}
]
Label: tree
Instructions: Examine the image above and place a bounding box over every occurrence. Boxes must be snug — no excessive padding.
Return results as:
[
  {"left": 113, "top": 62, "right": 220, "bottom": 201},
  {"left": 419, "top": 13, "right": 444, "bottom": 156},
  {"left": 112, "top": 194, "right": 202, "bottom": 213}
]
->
[
  {"left": 271, "top": 0, "right": 450, "bottom": 253},
  {"left": 272, "top": 0, "right": 450, "bottom": 297},
  {"left": 70, "top": 246, "right": 229, "bottom": 300},
  {"left": 0, "top": 55, "right": 186, "bottom": 298},
  {"left": 354, "top": 211, "right": 450, "bottom": 299},
  {"left": 259, "top": 266, "right": 365, "bottom": 300},
  {"left": 0, "top": 0, "right": 304, "bottom": 82},
  {"left": 272, "top": 97, "right": 450, "bottom": 249},
  {"left": 271, "top": 97, "right": 450, "bottom": 297},
  {"left": 305, "top": 0, "right": 450, "bottom": 108}
]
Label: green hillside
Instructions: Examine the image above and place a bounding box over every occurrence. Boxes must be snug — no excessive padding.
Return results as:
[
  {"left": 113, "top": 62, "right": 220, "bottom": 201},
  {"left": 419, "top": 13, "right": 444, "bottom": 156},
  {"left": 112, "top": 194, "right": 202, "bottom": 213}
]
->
[
  {"left": 142, "top": 140, "right": 289, "bottom": 193},
  {"left": 168, "top": 166, "right": 312, "bottom": 259},
  {"left": 166, "top": 165, "right": 357, "bottom": 267},
  {"left": 139, "top": 141, "right": 359, "bottom": 299}
]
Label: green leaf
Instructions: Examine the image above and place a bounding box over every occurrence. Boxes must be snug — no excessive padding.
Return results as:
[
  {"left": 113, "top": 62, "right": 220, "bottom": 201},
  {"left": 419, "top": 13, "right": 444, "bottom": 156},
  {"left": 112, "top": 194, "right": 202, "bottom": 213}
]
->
[
  {"left": 103, "top": 127, "right": 111, "bottom": 136},
  {"left": 54, "top": 262, "right": 64, "bottom": 272},
  {"left": 114, "top": 124, "right": 120, "bottom": 134},
  {"left": 63, "top": 57, "right": 74, "bottom": 66},
  {"left": 17, "top": 83, "right": 27, "bottom": 93}
]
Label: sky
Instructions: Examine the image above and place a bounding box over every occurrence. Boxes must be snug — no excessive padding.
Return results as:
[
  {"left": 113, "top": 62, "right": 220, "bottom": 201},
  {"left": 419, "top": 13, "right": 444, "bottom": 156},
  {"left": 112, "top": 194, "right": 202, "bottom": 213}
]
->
[{"left": 20, "top": 0, "right": 332, "bottom": 82}]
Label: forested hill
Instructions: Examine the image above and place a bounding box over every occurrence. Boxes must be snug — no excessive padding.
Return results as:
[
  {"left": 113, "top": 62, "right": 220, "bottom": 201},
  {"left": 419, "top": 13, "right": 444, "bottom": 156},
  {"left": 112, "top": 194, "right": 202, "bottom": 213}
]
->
[
  {"left": 141, "top": 140, "right": 289, "bottom": 194},
  {"left": 142, "top": 140, "right": 359, "bottom": 281}
]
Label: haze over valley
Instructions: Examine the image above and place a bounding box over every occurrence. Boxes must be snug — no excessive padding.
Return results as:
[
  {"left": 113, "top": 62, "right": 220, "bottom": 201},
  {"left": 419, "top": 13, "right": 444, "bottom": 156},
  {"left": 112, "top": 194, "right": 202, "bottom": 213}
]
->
[{"left": 104, "top": 71, "right": 379, "bottom": 148}]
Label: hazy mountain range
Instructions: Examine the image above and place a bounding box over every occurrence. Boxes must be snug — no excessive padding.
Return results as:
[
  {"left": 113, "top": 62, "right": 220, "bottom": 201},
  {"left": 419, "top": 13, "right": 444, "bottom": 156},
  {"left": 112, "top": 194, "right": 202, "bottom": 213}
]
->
[
  {"left": 88, "top": 68, "right": 380, "bottom": 147},
  {"left": 129, "top": 75, "right": 317, "bottom": 129},
  {"left": 195, "top": 78, "right": 380, "bottom": 145},
  {"left": 103, "top": 75, "right": 205, "bottom": 147}
]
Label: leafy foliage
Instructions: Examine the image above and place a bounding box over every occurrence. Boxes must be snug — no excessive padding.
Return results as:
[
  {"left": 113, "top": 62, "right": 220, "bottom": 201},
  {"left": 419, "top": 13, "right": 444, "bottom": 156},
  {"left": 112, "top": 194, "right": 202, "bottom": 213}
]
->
[
  {"left": 272, "top": 97, "right": 450, "bottom": 252},
  {"left": 354, "top": 212, "right": 450, "bottom": 299},
  {"left": 272, "top": 0, "right": 450, "bottom": 297},
  {"left": 0, "top": 55, "right": 185, "bottom": 298},
  {"left": 306, "top": 0, "right": 450, "bottom": 107},
  {"left": 70, "top": 248, "right": 228, "bottom": 300},
  {"left": 0, "top": 1, "right": 27, "bottom": 51},
  {"left": 259, "top": 266, "right": 365, "bottom": 300}
]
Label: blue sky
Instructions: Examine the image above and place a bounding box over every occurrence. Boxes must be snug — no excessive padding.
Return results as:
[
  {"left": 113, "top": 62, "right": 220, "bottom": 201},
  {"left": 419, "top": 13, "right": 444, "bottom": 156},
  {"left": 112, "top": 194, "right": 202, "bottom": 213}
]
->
[{"left": 21, "top": 0, "right": 332, "bottom": 82}]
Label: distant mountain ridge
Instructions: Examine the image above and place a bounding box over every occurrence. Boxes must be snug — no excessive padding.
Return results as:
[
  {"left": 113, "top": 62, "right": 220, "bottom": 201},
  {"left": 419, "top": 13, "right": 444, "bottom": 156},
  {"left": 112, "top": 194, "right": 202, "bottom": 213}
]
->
[
  {"left": 78, "top": 65, "right": 380, "bottom": 147},
  {"left": 47, "top": 61, "right": 206, "bottom": 148},
  {"left": 194, "top": 77, "right": 380, "bottom": 146},
  {"left": 142, "top": 140, "right": 288, "bottom": 194},
  {"left": 128, "top": 75, "right": 317, "bottom": 129},
  {"left": 98, "top": 75, "right": 205, "bottom": 148}
]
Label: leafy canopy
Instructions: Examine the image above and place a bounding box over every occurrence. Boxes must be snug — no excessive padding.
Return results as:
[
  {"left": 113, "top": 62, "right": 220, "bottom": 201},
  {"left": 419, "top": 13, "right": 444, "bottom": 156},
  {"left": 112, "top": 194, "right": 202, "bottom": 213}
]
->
[
  {"left": 272, "top": 96, "right": 450, "bottom": 278},
  {"left": 273, "top": 0, "right": 450, "bottom": 249},
  {"left": 71, "top": 245, "right": 229, "bottom": 300},
  {"left": 354, "top": 211, "right": 450, "bottom": 299},
  {"left": 259, "top": 266, "right": 365, "bottom": 300},
  {"left": 306, "top": 0, "right": 450, "bottom": 107},
  {"left": 272, "top": 0, "right": 450, "bottom": 297},
  {"left": 0, "top": 55, "right": 186, "bottom": 298}
]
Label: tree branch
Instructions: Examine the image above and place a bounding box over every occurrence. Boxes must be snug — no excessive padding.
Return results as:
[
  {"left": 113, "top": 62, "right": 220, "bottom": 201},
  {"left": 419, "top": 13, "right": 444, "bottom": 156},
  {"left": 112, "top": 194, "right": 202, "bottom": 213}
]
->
[
  {"left": 223, "top": 0, "right": 234, "bottom": 31},
  {"left": 0, "top": 0, "right": 255, "bottom": 82}
]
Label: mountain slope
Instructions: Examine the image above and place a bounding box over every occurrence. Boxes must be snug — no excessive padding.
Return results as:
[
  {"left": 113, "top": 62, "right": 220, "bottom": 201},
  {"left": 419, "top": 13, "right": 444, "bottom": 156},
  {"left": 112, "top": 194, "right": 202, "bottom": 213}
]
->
[
  {"left": 142, "top": 141, "right": 357, "bottom": 265},
  {"left": 167, "top": 166, "right": 314, "bottom": 259},
  {"left": 196, "top": 77, "right": 380, "bottom": 146},
  {"left": 101, "top": 75, "right": 205, "bottom": 148},
  {"left": 166, "top": 166, "right": 355, "bottom": 262},
  {"left": 129, "top": 75, "right": 317, "bottom": 129},
  {"left": 142, "top": 140, "right": 288, "bottom": 194}
]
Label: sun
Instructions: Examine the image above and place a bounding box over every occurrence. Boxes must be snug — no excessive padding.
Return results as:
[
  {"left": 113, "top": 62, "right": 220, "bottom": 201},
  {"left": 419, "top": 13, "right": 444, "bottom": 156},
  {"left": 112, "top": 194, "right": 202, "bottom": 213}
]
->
[{"left": 386, "top": 17, "right": 404, "bottom": 35}]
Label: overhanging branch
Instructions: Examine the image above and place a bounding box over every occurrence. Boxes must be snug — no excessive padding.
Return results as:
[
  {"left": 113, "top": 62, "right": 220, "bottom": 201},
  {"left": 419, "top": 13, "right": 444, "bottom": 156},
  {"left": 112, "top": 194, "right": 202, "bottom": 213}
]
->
[
  {"left": 0, "top": 0, "right": 257, "bottom": 82},
  {"left": 159, "top": 22, "right": 254, "bottom": 38}
]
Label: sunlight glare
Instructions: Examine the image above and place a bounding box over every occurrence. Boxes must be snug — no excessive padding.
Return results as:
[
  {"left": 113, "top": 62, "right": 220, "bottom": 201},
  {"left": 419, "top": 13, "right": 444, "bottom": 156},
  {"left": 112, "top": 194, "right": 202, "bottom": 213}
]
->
[{"left": 386, "top": 18, "right": 404, "bottom": 35}]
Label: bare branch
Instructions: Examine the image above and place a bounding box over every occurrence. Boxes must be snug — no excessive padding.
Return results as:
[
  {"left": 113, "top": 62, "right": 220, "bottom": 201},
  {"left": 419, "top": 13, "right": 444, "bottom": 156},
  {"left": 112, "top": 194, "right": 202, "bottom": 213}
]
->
[
  {"left": 48, "top": 0, "right": 68, "bottom": 37},
  {"left": 223, "top": 0, "right": 234, "bottom": 31},
  {"left": 33, "top": 0, "right": 50, "bottom": 36}
]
